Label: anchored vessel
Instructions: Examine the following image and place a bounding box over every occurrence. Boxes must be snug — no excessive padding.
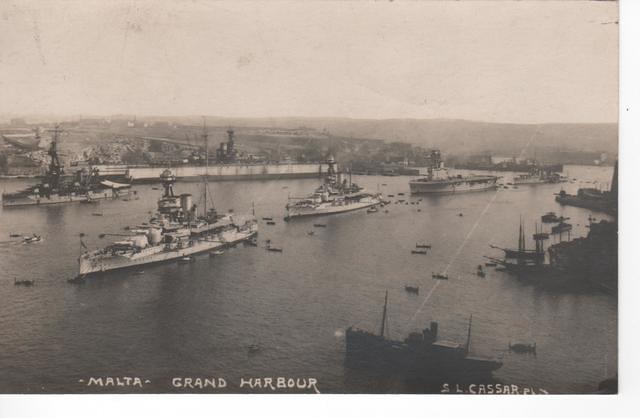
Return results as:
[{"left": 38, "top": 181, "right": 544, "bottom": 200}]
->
[
  {"left": 2, "top": 125, "right": 131, "bottom": 207},
  {"left": 487, "top": 219, "right": 550, "bottom": 275},
  {"left": 77, "top": 169, "right": 257, "bottom": 276},
  {"left": 409, "top": 150, "right": 498, "bottom": 195},
  {"left": 284, "top": 156, "right": 381, "bottom": 219},
  {"left": 512, "top": 167, "right": 567, "bottom": 186},
  {"left": 345, "top": 292, "right": 502, "bottom": 381},
  {"left": 77, "top": 125, "right": 257, "bottom": 277}
]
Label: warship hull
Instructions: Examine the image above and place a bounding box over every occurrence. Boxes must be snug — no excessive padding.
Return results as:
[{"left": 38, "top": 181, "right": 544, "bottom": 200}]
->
[
  {"left": 409, "top": 176, "right": 498, "bottom": 195},
  {"left": 78, "top": 226, "right": 257, "bottom": 276},
  {"left": 512, "top": 178, "right": 548, "bottom": 185},
  {"left": 285, "top": 196, "right": 380, "bottom": 220},
  {"left": 1, "top": 189, "right": 129, "bottom": 207}
]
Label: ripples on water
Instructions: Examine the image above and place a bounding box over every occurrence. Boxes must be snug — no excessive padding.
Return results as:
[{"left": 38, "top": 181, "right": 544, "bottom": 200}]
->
[{"left": 0, "top": 165, "right": 616, "bottom": 393}]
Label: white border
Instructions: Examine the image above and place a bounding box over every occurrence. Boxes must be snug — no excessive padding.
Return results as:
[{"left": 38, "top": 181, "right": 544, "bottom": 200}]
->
[{"left": 1, "top": 0, "right": 639, "bottom": 417}]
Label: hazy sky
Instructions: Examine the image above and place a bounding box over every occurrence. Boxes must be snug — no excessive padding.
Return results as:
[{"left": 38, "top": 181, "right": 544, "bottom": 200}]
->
[{"left": 0, "top": 1, "right": 618, "bottom": 123}]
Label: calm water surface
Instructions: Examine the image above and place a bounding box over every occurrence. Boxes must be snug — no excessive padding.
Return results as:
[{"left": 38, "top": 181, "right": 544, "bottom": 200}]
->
[{"left": 0, "top": 165, "right": 616, "bottom": 393}]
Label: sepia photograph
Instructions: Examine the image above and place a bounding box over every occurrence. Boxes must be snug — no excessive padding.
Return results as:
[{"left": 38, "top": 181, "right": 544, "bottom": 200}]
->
[{"left": 0, "top": 0, "right": 623, "bottom": 402}]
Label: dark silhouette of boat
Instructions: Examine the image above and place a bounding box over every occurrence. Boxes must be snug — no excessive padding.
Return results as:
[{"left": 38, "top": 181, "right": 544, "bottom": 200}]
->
[
  {"left": 266, "top": 243, "right": 283, "bottom": 252},
  {"left": 551, "top": 222, "right": 572, "bottom": 235},
  {"left": 508, "top": 342, "right": 536, "bottom": 354},
  {"left": 541, "top": 212, "right": 560, "bottom": 223},
  {"left": 411, "top": 250, "right": 427, "bottom": 255},
  {"left": 489, "top": 219, "right": 545, "bottom": 263},
  {"left": 404, "top": 286, "right": 419, "bottom": 294},
  {"left": 345, "top": 292, "right": 502, "bottom": 381},
  {"left": 432, "top": 273, "right": 448, "bottom": 280},
  {"left": 14, "top": 278, "right": 35, "bottom": 286},
  {"left": 476, "top": 265, "right": 486, "bottom": 277}
]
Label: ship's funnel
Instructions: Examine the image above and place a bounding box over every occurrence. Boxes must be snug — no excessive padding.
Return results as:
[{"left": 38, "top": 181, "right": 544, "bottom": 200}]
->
[
  {"left": 147, "top": 228, "right": 162, "bottom": 245},
  {"left": 180, "top": 193, "right": 193, "bottom": 214},
  {"left": 430, "top": 321, "right": 438, "bottom": 339}
]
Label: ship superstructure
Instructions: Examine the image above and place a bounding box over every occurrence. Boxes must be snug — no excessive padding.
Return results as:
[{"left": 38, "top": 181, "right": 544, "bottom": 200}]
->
[
  {"left": 284, "top": 156, "right": 381, "bottom": 219},
  {"left": 409, "top": 150, "right": 498, "bottom": 195}
]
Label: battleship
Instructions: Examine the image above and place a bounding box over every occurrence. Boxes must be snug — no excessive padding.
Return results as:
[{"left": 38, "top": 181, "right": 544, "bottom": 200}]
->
[
  {"left": 1, "top": 125, "right": 131, "bottom": 207},
  {"left": 76, "top": 126, "right": 258, "bottom": 278},
  {"left": 512, "top": 168, "right": 567, "bottom": 185},
  {"left": 284, "top": 156, "right": 382, "bottom": 220},
  {"left": 409, "top": 150, "right": 498, "bottom": 195},
  {"left": 345, "top": 292, "right": 503, "bottom": 381}
]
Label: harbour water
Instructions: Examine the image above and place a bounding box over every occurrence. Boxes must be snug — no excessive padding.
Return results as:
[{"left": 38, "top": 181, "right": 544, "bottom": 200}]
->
[{"left": 0, "top": 165, "right": 616, "bottom": 393}]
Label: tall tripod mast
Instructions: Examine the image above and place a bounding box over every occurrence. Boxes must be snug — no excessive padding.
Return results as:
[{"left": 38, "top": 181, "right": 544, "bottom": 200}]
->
[
  {"left": 465, "top": 314, "right": 473, "bottom": 354},
  {"left": 202, "top": 118, "right": 209, "bottom": 215},
  {"left": 379, "top": 291, "right": 388, "bottom": 337}
]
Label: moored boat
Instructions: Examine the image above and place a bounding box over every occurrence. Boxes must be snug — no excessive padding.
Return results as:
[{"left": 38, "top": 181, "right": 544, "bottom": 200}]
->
[
  {"left": 76, "top": 124, "right": 257, "bottom": 278},
  {"left": 284, "top": 157, "right": 382, "bottom": 219},
  {"left": 409, "top": 150, "right": 498, "bottom": 195},
  {"left": 345, "top": 292, "right": 502, "bottom": 381}
]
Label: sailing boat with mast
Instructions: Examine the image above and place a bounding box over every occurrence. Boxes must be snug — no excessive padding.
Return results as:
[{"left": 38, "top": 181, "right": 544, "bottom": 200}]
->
[
  {"left": 486, "top": 219, "right": 550, "bottom": 275},
  {"left": 75, "top": 123, "right": 258, "bottom": 278},
  {"left": 345, "top": 292, "right": 502, "bottom": 380},
  {"left": 489, "top": 218, "right": 545, "bottom": 262}
]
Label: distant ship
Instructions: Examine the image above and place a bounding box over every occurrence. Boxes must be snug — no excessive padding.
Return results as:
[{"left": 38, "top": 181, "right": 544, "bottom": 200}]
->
[
  {"left": 345, "top": 291, "right": 503, "bottom": 381},
  {"left": 284, "top": 156, "right": 382, "bottom": 219},
  {"left": 76, "top": 126, "right": 258, "bottom": 278},
  {"left": 512, "top": 168, "right": 567, "bottom": 185},
  {"left": 1, "top": 125, "right": 131, "bottom": 207},
  {"left": 409, "top": 150, "right": 498, "bottom": 194}
]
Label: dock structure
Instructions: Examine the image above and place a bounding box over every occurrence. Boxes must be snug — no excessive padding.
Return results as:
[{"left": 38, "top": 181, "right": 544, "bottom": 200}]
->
[{"left": 87, "top": 162, "right": 331, "bottom": 183}]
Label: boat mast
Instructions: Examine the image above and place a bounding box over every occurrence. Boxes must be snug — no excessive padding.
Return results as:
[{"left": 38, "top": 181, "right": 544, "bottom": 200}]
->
[
  {"left": 379, "top": 290, "right": 388, "bottom": 337},
  {"left": 48, "top": 124, "right": 64, "bottom": 188},
  {"left": 465, "top": 314, "right": 473, "bottom": 354},
  {"left": 202, "top": 118, "right": 208, "bottom": 216},
  {"left": 518, "top": 217, "right": 525, "bottom": 252}
]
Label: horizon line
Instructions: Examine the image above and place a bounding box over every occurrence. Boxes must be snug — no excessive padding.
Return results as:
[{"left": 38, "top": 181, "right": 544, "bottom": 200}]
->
[{"left": 0, "top": 113, "right": 619, "bottom": 126}]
